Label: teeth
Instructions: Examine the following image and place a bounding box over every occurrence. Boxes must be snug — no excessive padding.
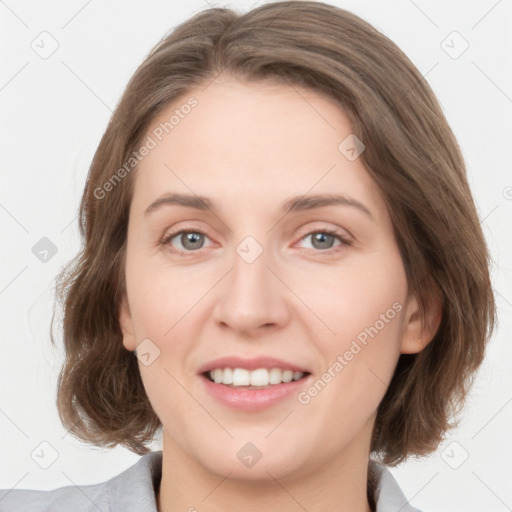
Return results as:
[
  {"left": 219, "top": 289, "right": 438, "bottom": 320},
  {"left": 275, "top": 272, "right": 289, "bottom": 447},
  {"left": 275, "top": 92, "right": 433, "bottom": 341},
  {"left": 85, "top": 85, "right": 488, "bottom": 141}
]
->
[
  {"left": 233, "top": 368, "right": 250, "bottom": 386},
  {"left": 208, "top": 367, "right": 305, "bottom": 387},
  {"left": 250, "top": 368, "right": 268, "bottom": 386},
  {"left": 223, "top": 368, "right": 233, "bottom": 384},
  {"left": 212, "top": 369, "right": 223, "bottom": 384},
  {"left": 269, "top": 368, "right": 282, "bottom": 385}
]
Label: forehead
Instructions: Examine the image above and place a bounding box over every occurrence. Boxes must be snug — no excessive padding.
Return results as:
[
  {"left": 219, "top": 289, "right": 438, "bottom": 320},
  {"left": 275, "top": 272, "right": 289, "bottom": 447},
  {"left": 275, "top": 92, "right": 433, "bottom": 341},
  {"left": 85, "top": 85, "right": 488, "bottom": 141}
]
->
[{"left": 131, "top": 77, "right": 386, "bottom": 217}]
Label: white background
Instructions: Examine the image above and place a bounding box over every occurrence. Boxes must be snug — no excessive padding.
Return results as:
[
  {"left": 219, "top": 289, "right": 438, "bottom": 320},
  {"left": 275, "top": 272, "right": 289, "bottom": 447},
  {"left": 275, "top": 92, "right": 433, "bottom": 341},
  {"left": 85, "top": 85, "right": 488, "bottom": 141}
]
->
[{"left": 0, "top": 1, "right": 511, "bottom": 511}]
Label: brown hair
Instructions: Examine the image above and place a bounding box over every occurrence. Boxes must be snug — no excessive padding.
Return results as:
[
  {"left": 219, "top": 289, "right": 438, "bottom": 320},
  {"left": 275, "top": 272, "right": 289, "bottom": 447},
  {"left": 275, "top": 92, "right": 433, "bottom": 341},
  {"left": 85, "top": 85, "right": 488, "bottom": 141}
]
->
[{"left": 52, "top": 0, "right": 495, "bottom": 476}]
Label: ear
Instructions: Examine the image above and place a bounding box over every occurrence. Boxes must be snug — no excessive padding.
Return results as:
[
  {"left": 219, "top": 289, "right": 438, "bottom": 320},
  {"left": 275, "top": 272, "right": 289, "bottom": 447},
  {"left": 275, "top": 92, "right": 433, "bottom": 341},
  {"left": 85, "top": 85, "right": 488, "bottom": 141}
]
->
[
  {"left": 119, "top": 297, "right": 137, "bottom": 352},
  {"left": 400, "top": 293, "right": 442, "bottom": 354}
]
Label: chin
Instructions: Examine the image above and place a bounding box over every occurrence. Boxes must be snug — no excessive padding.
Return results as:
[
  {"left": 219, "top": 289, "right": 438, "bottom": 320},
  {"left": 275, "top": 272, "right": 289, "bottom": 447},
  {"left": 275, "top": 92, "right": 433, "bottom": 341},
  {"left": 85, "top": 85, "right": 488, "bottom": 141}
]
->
[{"left": 190, "top": 435, "right": 314, "bottom": 482}]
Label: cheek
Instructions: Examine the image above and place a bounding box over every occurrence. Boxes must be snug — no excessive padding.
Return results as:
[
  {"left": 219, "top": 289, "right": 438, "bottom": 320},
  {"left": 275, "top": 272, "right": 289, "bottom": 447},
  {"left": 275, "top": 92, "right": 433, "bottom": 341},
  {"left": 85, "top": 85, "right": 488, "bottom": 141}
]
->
[
  {"left": 124, "top": 254, "right": 205, "bottom": 431},
  {"left": 125, "top": 249, "right": 202, "bottom": 341},
  {"left": 307, "top": 253, "right": 404, "bottom": 363},
  {"left": 301, "top": 251, "right": 407, "bottom": 413},
  {"left": 314, "top": 253, "right": 406, "bottom": 346}
]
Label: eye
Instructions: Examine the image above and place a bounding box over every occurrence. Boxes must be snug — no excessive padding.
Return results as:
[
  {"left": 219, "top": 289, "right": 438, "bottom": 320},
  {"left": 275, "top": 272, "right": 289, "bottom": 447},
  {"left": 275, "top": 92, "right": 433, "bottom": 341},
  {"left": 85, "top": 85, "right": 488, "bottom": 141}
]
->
[
  {"left": 161, "top": 230, "right": 213, "bottom": 254},
  {"left": 161, "top": 227, "right": 352, "bottom": 255},
  {"left": 296, "top": 228, "right": 352, "bottom": 252}
]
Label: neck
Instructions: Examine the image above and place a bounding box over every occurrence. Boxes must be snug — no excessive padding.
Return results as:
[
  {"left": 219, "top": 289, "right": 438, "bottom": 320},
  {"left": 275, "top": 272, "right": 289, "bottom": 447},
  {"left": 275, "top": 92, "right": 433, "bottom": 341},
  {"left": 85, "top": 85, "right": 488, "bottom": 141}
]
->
[{"left": 157, "top": 429, "right": 374, "bottom": 512}]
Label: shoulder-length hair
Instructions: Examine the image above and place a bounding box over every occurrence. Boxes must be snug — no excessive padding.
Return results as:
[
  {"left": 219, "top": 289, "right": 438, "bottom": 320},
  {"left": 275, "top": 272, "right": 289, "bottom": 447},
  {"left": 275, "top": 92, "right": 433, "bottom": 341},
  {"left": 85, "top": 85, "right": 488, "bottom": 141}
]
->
[{"left": 52, "top": 0, "right": 496, "bottom": 468}]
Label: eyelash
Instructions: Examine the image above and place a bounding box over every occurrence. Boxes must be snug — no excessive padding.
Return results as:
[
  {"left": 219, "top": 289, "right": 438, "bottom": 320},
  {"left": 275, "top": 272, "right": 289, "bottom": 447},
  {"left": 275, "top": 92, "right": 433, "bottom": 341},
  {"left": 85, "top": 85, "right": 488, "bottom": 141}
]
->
[{"left": 160, "top": 227, "right": 353, "bottom": 256}]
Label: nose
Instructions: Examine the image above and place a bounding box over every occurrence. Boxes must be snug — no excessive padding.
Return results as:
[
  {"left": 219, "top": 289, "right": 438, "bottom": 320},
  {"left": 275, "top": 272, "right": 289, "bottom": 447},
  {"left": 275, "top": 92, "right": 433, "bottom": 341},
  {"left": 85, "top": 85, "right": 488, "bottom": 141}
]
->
[{"left": 212, "top": 241, "right": 290, "bottom": 336}]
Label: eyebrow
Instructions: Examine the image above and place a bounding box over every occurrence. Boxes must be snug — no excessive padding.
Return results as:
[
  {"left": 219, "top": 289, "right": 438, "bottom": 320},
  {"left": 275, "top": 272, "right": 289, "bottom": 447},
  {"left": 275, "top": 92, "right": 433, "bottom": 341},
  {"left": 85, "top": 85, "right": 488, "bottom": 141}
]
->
[{"left": 144, "top": 192, "right": 373, "bottom": 219}]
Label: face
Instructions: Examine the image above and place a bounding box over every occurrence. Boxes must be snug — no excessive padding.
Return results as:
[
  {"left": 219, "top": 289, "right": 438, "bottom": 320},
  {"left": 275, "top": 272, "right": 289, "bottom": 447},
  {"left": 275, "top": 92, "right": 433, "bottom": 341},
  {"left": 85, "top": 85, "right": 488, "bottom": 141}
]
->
[{"left": 119, "top": 76, "right": 429, "bottom": 482}]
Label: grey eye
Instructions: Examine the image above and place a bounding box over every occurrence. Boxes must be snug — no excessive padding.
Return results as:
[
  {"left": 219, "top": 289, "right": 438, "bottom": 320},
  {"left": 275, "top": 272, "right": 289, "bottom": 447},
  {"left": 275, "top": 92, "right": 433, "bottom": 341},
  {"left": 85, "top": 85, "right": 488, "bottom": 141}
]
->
[
  {"left": 180, "top": 232, "right": 204, "bottom": 250},
  {"left": 309, "top": 232, "right": 337, "bottom": 250}
]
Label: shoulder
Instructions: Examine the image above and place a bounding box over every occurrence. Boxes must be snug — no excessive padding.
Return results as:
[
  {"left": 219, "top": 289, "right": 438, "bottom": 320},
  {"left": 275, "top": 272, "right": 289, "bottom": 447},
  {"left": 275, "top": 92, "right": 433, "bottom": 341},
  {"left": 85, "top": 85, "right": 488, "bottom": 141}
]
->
[
  {"left": 0, "top": 482, "right": 108, "bottom": 512},
  {"left": 370, "top": 460, "right": 424, "bottom": 512},
  {"left": 0, "top": 476, "right": 110, "bottom": 512},
  {"left": 0, "top": 451, "right": 163, "bottom": 512}
]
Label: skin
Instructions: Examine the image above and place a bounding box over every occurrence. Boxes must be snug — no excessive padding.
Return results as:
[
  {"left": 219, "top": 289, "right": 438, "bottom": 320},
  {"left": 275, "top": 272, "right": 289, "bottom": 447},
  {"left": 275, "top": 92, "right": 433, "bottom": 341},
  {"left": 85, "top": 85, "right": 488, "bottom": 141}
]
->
[{"left": 119, "top": 76, "right": 441, "bottom": 512}]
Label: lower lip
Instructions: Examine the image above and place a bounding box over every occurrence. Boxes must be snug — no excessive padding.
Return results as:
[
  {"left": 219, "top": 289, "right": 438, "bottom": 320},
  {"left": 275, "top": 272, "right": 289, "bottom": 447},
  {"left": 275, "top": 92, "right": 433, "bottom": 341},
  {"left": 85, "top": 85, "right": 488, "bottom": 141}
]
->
[{"left": 200, "top": 374, "right": 311, "bottom": 412}]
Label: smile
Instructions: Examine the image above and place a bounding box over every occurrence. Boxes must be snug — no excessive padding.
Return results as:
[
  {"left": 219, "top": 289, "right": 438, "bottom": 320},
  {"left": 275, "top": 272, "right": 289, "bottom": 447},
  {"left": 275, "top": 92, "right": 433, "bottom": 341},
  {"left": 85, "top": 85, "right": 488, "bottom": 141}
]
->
[
  {"left": 206, "top": 367, "right": 307, "bottom": 387},
  {"left": 200, "top": 370, "right": 312, "bottom": 412}
]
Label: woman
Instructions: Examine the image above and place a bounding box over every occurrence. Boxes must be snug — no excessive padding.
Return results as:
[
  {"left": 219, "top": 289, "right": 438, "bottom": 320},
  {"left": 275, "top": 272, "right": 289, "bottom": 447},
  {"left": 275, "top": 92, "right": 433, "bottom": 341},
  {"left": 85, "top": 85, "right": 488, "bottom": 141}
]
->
[{"left": 0, "top": 1, "right": 495, "bottom": 511}]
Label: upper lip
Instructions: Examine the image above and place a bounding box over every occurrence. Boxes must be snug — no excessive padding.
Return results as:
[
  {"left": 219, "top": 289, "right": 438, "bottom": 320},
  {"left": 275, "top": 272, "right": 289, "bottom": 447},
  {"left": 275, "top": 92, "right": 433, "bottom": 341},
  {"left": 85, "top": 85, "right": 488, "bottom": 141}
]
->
[{"left": 198, "top": 356, "right": 310, "bottom": 374}]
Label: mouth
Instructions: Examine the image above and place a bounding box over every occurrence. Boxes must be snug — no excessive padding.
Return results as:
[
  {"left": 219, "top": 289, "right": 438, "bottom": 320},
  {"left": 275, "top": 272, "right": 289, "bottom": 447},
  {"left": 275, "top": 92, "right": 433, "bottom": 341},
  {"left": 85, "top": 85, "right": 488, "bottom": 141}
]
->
[
  {"left": 199, "top": 365, "right": 312, "bottom": 412},
  {"left": 202, "top": 367, "right": 311, "bottom": 389},
  {"left": 197, "top": 356, "right": 312, "bottom": 411}
]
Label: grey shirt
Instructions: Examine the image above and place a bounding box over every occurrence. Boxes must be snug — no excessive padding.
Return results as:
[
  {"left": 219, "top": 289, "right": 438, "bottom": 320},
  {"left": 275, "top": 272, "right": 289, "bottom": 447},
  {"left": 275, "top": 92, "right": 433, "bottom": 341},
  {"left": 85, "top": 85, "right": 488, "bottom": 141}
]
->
[{"left": 0, "top": 451, "right": 422, "bottom": 511}]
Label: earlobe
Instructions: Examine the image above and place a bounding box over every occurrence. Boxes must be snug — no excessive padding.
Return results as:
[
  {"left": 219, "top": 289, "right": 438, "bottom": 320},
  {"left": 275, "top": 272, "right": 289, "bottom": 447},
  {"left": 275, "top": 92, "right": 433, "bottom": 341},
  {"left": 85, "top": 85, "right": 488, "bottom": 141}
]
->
[
  {"left": 119, "top": 298, "right": 137, "bottom": 351},
  {"left": 400, "top": 293, "right": 442, "bottom": 354}
]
